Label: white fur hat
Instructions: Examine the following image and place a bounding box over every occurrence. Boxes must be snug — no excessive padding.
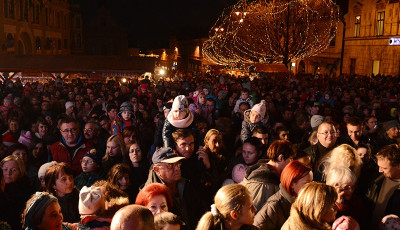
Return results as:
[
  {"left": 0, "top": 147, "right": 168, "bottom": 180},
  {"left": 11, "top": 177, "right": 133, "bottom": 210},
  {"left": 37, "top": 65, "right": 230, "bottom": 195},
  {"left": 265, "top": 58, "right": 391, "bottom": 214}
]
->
[
  {"left": 311, "top": 115, "right": 325, "bottom": 131},
  {"left": 171, "top": 95, "right": 189, "bottom": 112},
  {"left": 79, "top": 186, "right": 105, "bottom": 215},
  {"left": 38, "top": 161, "right": 58, "bottom": 179},
  {"left": 65, "top": 101, "right": 74, "bottom": 110},
  {"left": 251, "top": 100, "right": 267, "bottom": 119}
]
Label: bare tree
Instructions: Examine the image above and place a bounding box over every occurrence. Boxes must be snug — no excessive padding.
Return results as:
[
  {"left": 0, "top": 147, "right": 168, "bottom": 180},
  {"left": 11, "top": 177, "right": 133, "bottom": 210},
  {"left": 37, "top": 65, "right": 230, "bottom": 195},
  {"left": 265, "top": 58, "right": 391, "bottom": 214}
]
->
[{"left": 203, "top": 0, "right": 339, "bottom": 66}]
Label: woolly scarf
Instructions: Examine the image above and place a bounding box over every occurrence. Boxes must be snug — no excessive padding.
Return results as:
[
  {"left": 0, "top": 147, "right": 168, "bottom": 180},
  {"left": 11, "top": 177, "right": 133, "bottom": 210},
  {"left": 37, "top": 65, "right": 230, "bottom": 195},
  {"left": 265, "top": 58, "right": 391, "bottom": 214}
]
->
[{"left": 167, "top": 111, "right": 194, "bottom": 128}]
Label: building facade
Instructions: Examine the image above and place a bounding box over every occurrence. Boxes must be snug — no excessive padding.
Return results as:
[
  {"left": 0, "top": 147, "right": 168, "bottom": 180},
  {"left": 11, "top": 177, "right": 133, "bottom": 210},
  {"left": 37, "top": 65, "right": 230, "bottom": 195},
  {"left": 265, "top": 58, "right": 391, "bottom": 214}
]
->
[
  {"left": 0, "top": 0, "right": 73, "bottom": 56},
  {"left": 343, "top": 0, "right": 400, "bottom": 76},
  {"left": 294, "top": 20, "right": 344, "bottom": 77}
]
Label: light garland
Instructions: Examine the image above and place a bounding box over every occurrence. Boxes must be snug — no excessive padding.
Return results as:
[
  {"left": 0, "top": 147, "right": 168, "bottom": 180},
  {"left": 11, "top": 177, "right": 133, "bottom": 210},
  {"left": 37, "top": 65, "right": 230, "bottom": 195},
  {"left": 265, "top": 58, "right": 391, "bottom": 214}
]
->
[{"left": 203, "top": 0, "right": 339, "bottom": 66}]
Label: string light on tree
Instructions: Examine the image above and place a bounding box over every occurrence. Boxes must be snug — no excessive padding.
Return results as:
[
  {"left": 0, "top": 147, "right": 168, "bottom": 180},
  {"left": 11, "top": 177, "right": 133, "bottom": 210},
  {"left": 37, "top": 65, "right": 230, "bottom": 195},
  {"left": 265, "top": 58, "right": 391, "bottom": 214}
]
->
[{"left": 203, "top": 0, "right": 339, "bottom": 66}]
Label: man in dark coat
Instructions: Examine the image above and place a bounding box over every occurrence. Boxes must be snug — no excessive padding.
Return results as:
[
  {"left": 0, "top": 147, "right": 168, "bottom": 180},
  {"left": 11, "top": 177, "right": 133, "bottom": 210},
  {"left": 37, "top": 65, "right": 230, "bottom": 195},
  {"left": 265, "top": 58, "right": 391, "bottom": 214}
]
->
[
  {"left": 145, "top": 147, "right": 205, "bottom": 230},
  {"left": 366, "top": 144, "right": 400, "bottom": 229},
  {"left": 303, "top": 121, "right": 338, "bottom": 169},
  {"left": 376, "top": 120, "right": 400, "bottom": 150}
]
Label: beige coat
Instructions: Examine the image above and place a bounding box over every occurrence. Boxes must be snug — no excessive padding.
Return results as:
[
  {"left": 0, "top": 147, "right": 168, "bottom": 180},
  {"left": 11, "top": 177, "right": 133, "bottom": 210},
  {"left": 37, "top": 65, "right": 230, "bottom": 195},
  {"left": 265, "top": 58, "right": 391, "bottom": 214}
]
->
[{"left": 281, "top": 208, "right": 331, "bottom": 230}]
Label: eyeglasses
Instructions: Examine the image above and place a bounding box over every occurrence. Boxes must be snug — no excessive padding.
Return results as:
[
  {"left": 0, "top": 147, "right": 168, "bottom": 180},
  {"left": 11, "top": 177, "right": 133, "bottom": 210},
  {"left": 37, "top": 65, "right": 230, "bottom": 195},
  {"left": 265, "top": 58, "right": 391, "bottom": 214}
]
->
[
  {"left": 80, "top": 159, "right": 94, "bottom": 165},
  {"left": 318, "top": 131, "right": 336, "bottom": 136},
  {"left": 159, "top": 162, "right": 181, "bottom": 170},
  {"left": 84, "top": 128, "right": 94, "bottom": 133},
  {"left": 60, "top": 128, "right": 78, "bottom": 134},
  {"left": 335, "top": 185, "right": 353, "bottom": 193}
]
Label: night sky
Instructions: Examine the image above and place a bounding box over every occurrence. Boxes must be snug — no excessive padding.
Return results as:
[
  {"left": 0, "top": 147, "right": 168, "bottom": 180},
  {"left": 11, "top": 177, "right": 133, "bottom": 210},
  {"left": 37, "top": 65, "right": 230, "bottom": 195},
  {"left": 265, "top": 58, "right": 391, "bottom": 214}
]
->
[{"left": 80, "top": 0, "right": 347, "bottom": 49}]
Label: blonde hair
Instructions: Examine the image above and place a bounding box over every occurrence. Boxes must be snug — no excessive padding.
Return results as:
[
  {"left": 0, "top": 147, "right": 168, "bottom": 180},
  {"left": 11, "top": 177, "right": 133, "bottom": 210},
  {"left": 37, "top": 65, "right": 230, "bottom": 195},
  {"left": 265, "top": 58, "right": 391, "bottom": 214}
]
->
[
  {"left": 0, "top": 155, "right": 27, "bottom": 179},
  {"left": 325, "top": 166, "right": 357, "bottom": 187},
  {"left": 290, "top": 182, "right": 337, "bottom": 230},
  {"left": 320, "top": 144, "right": 362, "bottom": 179},
  {"left": 103, "top": 135, "right": 127, "bottom": 161},
  {"left": 196, "top": 184, "right": 250, "bottom": 230},
  {"left": 204, "top": 129, "right": 222, "bottom": 151},
  {"left": 204, "top": 129, "right": 221, "bottom": 144}
]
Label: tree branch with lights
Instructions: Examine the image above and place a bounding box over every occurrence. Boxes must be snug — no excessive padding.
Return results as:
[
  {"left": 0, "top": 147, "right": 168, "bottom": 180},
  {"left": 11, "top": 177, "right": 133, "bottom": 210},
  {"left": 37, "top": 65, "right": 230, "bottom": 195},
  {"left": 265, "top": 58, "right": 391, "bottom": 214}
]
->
[{"left": 203, "top": 0, "right": 339, "bottom": 66}]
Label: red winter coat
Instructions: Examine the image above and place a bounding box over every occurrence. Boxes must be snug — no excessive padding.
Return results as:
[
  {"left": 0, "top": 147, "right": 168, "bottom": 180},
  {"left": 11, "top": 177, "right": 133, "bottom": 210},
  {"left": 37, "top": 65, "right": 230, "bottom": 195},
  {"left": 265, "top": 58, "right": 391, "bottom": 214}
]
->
[{"left": 50, "top": 141, "right": 92, "bottom": 175}]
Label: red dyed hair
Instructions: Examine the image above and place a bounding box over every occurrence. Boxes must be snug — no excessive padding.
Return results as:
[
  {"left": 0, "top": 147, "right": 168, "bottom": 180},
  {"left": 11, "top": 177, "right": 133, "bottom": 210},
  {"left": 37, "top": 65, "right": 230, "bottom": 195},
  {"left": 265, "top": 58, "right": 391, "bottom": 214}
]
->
[
  {"left": 280, "top": 160, "right": 311, "bottom": 196},
  {"left": 267, "top": 140, "right": 296, "bottom": 161},
  {"left": 135, "top": 183, "right": 173, "bottom": 210}
]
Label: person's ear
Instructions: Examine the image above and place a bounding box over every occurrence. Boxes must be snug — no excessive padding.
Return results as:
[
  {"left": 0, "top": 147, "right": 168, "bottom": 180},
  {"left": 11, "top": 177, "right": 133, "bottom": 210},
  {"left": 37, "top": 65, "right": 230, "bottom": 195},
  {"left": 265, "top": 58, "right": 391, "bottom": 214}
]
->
[
  {"left": 230, "top": 210, "right": 239, "bottom": 220},
  {"left": 277, "top": 154, "right": 284, "bottom": 162},
  {"left": 153, "top": 165, "right": 161, "bottom": 175}
]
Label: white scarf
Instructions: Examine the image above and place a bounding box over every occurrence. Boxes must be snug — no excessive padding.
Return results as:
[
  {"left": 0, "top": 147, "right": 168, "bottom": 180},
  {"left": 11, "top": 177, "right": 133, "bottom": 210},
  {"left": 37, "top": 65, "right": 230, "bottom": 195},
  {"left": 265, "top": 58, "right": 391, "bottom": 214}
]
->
[{"left": 167, "top": 111, "right": 194, "bottom": 128}]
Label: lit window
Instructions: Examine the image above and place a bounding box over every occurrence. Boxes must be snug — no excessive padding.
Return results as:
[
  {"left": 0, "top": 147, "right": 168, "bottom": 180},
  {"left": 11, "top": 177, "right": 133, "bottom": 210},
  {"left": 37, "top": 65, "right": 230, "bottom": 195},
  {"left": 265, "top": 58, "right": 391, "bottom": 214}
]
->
[
  {"left": 354, "top": 15, "right": 361, "bottom": 37},
  {"left": 377, "top": 12, "right": 384, "bottom": 36}
]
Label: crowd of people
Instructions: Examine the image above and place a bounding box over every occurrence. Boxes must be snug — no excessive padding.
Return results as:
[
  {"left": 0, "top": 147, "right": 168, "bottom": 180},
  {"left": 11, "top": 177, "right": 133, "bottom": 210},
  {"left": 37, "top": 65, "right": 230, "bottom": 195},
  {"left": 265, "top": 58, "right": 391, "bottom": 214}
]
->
[{"left": 0, "top": 72, "right": 400, "bottom": 230}]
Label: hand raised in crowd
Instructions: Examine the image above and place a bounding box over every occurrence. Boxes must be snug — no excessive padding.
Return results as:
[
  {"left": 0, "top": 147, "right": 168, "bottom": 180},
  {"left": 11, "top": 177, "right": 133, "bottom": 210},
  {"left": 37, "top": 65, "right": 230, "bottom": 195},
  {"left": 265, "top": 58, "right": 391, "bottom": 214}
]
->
[{"left": 197, "top": 146, "right": 211, "bottom": 169}]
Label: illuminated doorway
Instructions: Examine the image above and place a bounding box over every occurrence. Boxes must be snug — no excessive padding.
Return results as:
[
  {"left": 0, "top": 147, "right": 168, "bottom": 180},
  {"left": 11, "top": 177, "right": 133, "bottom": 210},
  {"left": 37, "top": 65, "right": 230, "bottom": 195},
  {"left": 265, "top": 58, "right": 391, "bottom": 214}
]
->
[{"left": 372, "top": 60, "right": 380, "bottom": 76}]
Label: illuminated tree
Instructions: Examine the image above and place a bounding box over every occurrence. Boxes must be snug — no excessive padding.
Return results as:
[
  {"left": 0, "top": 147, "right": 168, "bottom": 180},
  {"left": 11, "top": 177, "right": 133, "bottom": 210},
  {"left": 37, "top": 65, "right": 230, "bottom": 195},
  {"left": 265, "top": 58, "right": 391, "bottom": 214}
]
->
[{"left": 203, "top": 0, "right": 339, "bottom": 66}]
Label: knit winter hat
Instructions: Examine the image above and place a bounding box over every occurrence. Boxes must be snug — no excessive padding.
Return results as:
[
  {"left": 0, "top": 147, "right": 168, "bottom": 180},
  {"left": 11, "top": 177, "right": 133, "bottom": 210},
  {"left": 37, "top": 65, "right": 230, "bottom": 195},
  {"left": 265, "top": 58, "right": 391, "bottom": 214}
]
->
[
  {"left": 2, "top": 132, "right": 16, "bottom": 147},
  {"left": 191, "top": 90, "right": 202, "bottom": 103},
  {"left": 379, "top": 214, "right": 400, "bottom": 230},
  {"left": 171, "top": 95, "right": 189, "bottom": 112},
  {"left": 385, "top": 120, "right": 400, "bottom": 131},
  {"left": 163, "top": 100, "right": 173, "bottom": 111},
  {"left": 38, "top": 161, "right": 58, "bottom": 179},
  {"left": 79, "top": 186, "right": 105, "bottom": 215},
  {"left": 119, "top": 102, "right": 133, "bottom": 114},
  {"left": 83, "top": 149, "right": 102, "bottom": 167},
  {"left": 332, "top": 216, "right": 360, "bottom": 230},
  {"left": 311, "top": 115, "right": 326, "bottom": 131},
  {"left": 202, "top": 84, "right": 211, "bottom": 91},
  {"left": 232, "top": 164, "right": 248, "bottom": 183},
  {"left": 251, "top": 100, "right": 267, "bottom": 119},
  {"left": 18, "top": 131, "right": 32, "bottom": 148},
  {"left": 65, "top": 101, "right": 74, "bottom": 110}
]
